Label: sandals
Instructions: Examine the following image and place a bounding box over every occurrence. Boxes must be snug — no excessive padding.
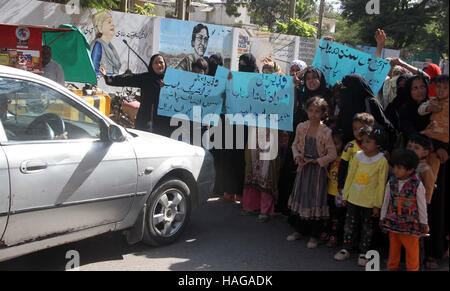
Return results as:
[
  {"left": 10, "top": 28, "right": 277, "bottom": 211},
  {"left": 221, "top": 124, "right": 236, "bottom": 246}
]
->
[
  {"left": 256, "top": 214, "right": 270, "bottom": 223},
  {"left": 240, "top": 210, "right": 258, "bottom": 216},
  {"left": 306, "top": 238, "right": 319, "bottom": 249},
  {"left": 287, "top": 232, "right": 302, "bottom": 241},
  {"left": 357, "top": 254, "right": 369, "bottom": 267},
  {"left": 334, "top": 249, "right": 350, "bottom": 261}
]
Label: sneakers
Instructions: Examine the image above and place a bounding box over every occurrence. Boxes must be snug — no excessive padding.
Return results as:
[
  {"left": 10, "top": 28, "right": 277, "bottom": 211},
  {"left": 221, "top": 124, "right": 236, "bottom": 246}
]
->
[
  {"left": 306, "top": 238, "right": 319, "bottom": 249},
  {"left": 286, "top": 232, "right": 302, "bottom": 241},
  {"left": 334, "top": 249, "right": 350, "bottom": 261},
  {"left": 357, "top": 254, "right": 369, "bottom": 267}
]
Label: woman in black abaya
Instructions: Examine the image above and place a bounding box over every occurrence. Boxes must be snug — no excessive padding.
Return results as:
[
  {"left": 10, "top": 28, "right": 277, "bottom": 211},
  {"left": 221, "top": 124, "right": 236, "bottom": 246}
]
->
[
  {"left": 214, "top": 53, "right": 257, "bottom": 202},
  {"left": 101, "top": 54, "right": 174, "bottom": 137},
  {"left": 336, "top": 74, "right": 395, "bottom": 145}
]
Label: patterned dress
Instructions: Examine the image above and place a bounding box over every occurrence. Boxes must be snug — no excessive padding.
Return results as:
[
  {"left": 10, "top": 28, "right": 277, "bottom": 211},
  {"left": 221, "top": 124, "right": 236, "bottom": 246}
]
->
[{"left": 288, "top": 136, "right": 329, "bottom": 220}]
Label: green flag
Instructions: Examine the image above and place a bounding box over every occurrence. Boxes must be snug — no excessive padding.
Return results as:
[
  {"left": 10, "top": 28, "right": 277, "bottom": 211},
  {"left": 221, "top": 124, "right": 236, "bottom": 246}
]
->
[{"left": 43, "top": 24, "right": 97, "bottom": 85}]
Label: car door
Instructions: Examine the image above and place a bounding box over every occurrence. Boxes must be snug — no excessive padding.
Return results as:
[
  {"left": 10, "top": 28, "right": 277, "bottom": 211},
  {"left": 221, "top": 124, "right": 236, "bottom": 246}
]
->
[
  {"left": 0, "top": 146, "right": 9, "bottom": 242},
  {"left": 0, "top": 76, "right": 138, "bottom": 246}
]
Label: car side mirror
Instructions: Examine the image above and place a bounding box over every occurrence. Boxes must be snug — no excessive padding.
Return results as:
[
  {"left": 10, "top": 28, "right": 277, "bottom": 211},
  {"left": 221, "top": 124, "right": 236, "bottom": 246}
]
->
[{"left": 108, "top": 124, "right": 126, "bottom": 142}]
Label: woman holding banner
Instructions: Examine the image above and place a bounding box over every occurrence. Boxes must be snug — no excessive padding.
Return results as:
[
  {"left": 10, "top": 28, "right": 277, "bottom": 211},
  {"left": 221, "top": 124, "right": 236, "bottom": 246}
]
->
[
  {"left": 100, "top": 54, "right": 173, "bottom": 137},
  {"left": 215, "top": 53, "right": 257, "bottom": 203}
]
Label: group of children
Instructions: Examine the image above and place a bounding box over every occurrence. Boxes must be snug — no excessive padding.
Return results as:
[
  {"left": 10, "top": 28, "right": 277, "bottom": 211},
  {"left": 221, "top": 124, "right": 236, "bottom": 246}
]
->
[{"left": 280, "top": 74, "right": 449, "bottom": 270}]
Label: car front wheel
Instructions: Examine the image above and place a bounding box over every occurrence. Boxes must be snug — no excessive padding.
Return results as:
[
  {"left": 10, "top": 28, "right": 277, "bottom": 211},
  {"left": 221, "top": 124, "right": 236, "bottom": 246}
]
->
[{"left": 142, "top": 179, "right": 191, "bottom": 246}]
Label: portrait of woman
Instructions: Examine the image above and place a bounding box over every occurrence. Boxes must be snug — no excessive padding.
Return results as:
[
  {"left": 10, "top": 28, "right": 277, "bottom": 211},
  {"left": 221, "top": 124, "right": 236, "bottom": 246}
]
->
[{"left": 90, "top": 11, "right": 122, "bottom": 75}]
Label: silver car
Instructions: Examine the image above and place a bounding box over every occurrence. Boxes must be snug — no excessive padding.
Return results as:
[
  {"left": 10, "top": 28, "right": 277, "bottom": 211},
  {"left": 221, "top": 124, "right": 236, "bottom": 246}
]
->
[{"left": 0, "top": 65, "right": 215, "bottom": 262}]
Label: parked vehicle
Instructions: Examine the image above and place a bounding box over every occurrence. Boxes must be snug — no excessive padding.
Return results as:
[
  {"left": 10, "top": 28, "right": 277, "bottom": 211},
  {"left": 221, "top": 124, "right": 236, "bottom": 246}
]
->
[
  {"left": 109, "top": 88, "right": 140, "bottom": 129},
  {"left": 0, "top": 65, "right": 215, "bottom": 262}
]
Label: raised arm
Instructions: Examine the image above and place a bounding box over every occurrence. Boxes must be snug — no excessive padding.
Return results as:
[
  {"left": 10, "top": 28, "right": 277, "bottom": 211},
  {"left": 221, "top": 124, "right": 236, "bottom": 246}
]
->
[{"left": 375, "top": 29, "right": 386, "bottom": 59}]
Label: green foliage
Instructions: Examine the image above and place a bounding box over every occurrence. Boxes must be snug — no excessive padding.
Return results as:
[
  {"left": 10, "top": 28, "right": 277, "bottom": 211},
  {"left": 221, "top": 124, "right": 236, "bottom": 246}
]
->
[
  {"left": 225, "top": 0, "right": 242, "bottom": 18},
  {"left": 275, "top": 18, "right": 317, "bottom": 38},
  {"left": 248, "top": 0, "right": 291, "bottom": 30},
  {"left": 274, "top": 21, "right": 288, "bottom": 33},
  {"left": 338, "top": 0, "right": 448, "bottom": 58},
  {"left": 79, "top": 0, "right": 120, "bottom": 10},
  {"left": 133, "top": 2, "right": 155, "bottom": 16},
  {"left": 296, "top": 0, "right": 318, "bottom": 23}
]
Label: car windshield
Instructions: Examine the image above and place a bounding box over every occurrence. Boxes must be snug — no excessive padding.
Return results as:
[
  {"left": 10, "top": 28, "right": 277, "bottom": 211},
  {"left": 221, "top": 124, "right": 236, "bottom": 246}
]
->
[{"left": 1, "top": 77, "right": 102, "bottom": 141}]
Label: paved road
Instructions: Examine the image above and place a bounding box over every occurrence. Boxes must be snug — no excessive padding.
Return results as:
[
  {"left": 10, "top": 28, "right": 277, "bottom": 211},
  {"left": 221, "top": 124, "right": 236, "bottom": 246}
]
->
[{"left": 0, "top": 198, "right": 448, "bottom": 271}]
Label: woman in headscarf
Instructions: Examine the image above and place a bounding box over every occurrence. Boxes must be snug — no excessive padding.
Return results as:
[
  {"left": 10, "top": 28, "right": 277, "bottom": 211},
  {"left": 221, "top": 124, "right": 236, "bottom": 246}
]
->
[
  {"left": 384, "top": 74, "right": 412, "bottom": 132},
  {"left": 274, "top": 59, "right": 308, "bottom": 215},
  {"left": 336, "top": 74, "right": 395, "bottom": 145},
  {"left": 206, "top": 54, "right": 223, "bottom": 77},
  {"left": 215, "top": 53, "right": 257, "bottom": 203},
  {"left": 295, "top": 67, "right": 331, "bottom": 127},
  {"left": 398, "top": 74, "right": 431, "bottom": 141},
  {"left": 241, "top": 57, "right": 281, "bottom": 222},
  {"left": 100, "top": 54, "right": 173, "bottom": 137}
]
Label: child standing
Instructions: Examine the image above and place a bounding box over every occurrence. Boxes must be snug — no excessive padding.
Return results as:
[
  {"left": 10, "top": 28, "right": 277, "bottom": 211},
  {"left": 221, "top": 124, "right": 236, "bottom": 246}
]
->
[
  {"left": 406, "top": 135, "right": 439, "bottom": 205},
  {"left": 380, "top": 149, "right": 429, "bottom": 271},
  {"left": 288, "top": 97, "right": 337, "bottom": 248},
  {"left": 418, "top": 74, "right": 449, "bottom": 144},
  {"left": 241, "top": 127, "right": 279, "bottom": 222},
  {"left": 334, "top": 126, "right": 389, "bottom": 266},
  {"left": 337, "top": 113, "right": 375, "bottom": 193},
  {"left": 322, "top": 130, "right": 346, "bottom": 247}
]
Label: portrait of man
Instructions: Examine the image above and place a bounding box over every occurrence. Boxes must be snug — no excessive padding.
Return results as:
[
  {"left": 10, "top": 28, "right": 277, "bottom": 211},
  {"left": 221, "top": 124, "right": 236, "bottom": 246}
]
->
[{"left": 175, "top": 24, "right": 209, "bottom": 72}]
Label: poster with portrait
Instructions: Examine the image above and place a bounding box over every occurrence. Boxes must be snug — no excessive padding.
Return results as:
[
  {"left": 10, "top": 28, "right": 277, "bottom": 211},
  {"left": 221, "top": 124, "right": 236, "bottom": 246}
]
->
[
  {"left": 158, "top": 18, "right": 233, "bottom": 71},
  {"left": 0, "top": 0, "right": 156, "bottom": 92}
]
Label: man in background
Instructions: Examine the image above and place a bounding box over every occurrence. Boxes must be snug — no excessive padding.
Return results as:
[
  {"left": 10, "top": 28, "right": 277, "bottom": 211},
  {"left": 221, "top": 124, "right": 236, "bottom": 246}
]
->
[{"left": 41, "top": 45, "right": 65, "bottom": 86}]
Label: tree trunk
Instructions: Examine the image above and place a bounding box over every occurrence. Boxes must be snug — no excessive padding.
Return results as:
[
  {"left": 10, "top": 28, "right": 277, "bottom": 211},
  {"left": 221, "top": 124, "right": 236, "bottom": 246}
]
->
[{"left": 317, "top": 0, "right": 325, "bottom": 39}]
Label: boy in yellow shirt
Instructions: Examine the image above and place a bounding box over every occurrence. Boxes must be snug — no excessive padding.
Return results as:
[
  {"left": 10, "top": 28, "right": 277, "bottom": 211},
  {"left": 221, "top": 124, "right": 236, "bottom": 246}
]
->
[
  {"left": 337, "top": 113, "right": 375, "bottom": 192},
  {"left": 334, "top": 126, "right": 389, "bottom": 267}
]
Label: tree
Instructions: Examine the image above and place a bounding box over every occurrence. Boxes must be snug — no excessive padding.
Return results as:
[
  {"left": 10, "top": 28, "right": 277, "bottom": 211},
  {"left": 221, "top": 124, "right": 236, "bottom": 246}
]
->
[
  {"left": 247, "top": 0, "right": 291, "bottom": 30},
  {"left": 225, "top": 0, "right": 242, "bottom": 18},
  {"left": 295, "top": 0, "right": 318, "bottom": 23},
  {"left": 337, "top": 0, "right": 448, "bottom": 58},
  {"left": 133, "top": 2, "right": 155, "bottom": 16},
  {"left": 275, "top": 18, "right": 317, "bottom": 37}
]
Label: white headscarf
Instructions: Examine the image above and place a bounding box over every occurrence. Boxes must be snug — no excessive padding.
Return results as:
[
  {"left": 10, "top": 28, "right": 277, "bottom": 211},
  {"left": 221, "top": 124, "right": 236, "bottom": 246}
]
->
[{"left": 289, "top": 60, "right": 307, "bottom": 71}]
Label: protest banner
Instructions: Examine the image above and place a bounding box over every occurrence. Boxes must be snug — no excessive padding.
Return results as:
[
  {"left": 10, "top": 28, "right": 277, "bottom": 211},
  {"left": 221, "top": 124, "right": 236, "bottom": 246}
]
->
[
  {"left": 158, "top": 68, "right": 225, "bottom": 122},
  {"left": 312, "top": 39, "right": 391, "bottom": 94},
  {"left": 225, "top": 72, "right": 295, "bottom": 131},
  {"left": 215, "top": 65, "right": 230, "bottom": 81}
]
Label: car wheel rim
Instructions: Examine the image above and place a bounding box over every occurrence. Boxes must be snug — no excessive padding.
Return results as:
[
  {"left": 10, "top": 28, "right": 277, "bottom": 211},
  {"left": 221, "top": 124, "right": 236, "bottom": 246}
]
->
[{"left": 150, "top": 188, "right": 186, "bottom": 238}]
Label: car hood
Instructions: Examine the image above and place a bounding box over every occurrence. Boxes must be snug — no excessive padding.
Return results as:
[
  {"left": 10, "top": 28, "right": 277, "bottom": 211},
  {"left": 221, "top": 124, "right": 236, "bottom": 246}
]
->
[{"left": 126, "top": 129, "right": 206, "bottom": 159}]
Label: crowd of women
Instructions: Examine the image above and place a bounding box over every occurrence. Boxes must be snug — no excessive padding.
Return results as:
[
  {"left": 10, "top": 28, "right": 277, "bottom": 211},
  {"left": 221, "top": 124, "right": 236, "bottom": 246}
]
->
[{"left": 100, "top": 30, "right": 448, "bottom": 271}]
